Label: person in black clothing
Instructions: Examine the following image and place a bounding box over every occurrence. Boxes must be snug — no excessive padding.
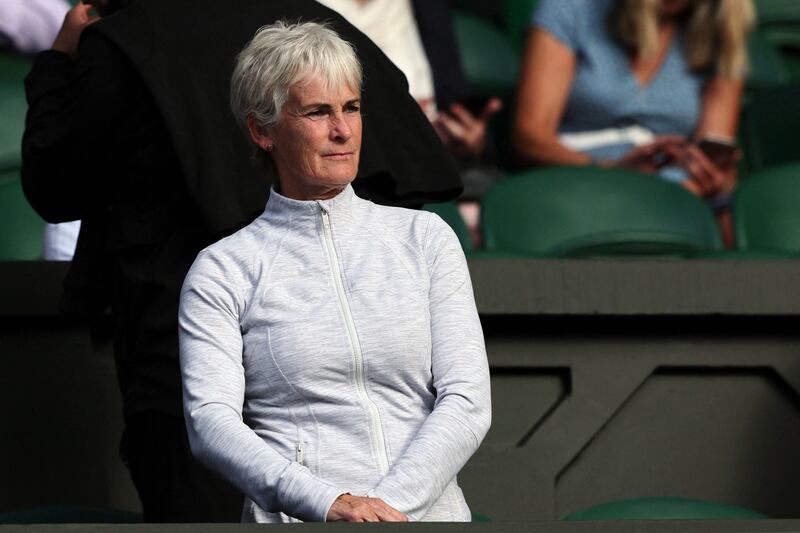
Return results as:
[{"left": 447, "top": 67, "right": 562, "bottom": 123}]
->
[{"left": 22, "top": 0, "right": 461, "bottom": 522}]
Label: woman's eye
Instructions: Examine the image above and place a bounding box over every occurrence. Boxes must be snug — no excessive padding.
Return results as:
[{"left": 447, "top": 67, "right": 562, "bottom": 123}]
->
[
  {"left": 346, "top": 105, "right": 360, "bottom": 114},
  {"left": 307, "top": 109, "right": 326, "bottom": 117}
]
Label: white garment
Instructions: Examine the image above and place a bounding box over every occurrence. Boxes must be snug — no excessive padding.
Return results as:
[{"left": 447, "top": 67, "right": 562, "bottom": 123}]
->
[
  {"left": 179, "top": 185, "right": 491, "bottom": 522},
  {"left": 316, "top": 0, "right": 436, "bottom": 116},
  {"left": 0, "top": 0, "right": 70, "bottom": 54},
  {"left": 43, "top": 220, "right": 80, "bottom": 261},
  {"left": 559, "top": 125, "right": 655, "bottom": 152}
]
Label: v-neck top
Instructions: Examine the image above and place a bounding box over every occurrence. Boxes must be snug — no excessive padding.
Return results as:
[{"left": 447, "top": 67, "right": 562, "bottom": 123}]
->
[{"left": 531, "top": 0, "right": 710, "bottom": 161}]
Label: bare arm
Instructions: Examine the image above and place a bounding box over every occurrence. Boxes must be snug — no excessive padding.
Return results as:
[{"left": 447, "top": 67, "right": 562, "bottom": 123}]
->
[
  {"left": 512, "top": 28, "right": 590, "bottom": 166},
  {"left": 680, "top": 76, "right": 745, "bottom": 197}
]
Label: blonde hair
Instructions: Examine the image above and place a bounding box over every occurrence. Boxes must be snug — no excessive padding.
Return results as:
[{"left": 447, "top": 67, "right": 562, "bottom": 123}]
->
[{"left": 611, "top": 0, "right": 756, "bottom": 78}]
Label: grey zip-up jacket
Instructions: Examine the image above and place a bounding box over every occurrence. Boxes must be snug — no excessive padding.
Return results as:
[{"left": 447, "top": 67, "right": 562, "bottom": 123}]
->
[{"left": 179, "top": 185, "right": 491, "bottom": 522}]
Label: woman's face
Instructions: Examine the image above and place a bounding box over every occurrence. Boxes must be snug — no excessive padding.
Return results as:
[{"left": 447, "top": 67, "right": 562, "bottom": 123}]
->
[{"left": 251, "top": 74, "right": 362, "bottom": 201}]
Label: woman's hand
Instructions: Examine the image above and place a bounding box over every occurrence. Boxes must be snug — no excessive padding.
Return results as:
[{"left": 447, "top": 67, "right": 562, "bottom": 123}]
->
[
  {"left": 326, "top": 494, "right": 408, "bottom": 522},
  {"left": 678, "top": 143, "right": 739, "bottom": 198},
  {"left": 613, "top": 136, "right": 686, "bottom": 173},
  {"left": 433, "top": 98, "right": 503, "bottom": 160},
  {"left": 52, "top": 2, "right": 101, "bottom": 57}
]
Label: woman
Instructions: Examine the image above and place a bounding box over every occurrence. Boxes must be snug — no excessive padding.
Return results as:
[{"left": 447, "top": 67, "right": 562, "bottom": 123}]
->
[
  {"left": 178, "top": 21, "right": 491, "bottom": 523},
  {"left": 513, "top": 0, "right": 755, "bottom": 240}
]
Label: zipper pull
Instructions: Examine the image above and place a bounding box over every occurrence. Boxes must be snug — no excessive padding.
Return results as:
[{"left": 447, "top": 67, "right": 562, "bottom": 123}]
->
[{"left": 296, "top": 442, "right": 305, "bottom": 465}]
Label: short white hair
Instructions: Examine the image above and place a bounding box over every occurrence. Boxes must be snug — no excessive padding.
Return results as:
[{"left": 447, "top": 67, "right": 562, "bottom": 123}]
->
[{"left": 230, "top": 20, "right": 363, "bottom": 133}]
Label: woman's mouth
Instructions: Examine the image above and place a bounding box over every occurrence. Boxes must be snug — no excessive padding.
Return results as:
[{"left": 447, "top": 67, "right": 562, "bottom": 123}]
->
[{"left": 323, "top": 152, "right": 354, "bottom": 160}]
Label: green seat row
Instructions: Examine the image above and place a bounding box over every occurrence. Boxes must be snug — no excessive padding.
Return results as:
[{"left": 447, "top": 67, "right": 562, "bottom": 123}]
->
[
  {"left": 0, "top": 169, "right": 45, "bottom": 261},
  {"left": 480, "top": 166, "right": 722, "bottom": 259},
  {"left": 425, "top": 163, "right": 800, "bottom": 259},
  {"left": 0, "top": 53, "right": 30, "bottom": 172}
]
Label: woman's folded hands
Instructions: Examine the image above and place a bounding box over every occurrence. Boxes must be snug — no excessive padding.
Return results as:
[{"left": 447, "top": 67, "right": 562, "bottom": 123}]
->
[{"left": 327, "top": 493, "right": 408, "bottom": 522}]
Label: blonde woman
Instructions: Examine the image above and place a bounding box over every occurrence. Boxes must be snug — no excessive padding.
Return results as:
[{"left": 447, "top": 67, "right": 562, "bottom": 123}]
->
[{"left": 513, "top": 0, "right": 755, "bottom": 237}]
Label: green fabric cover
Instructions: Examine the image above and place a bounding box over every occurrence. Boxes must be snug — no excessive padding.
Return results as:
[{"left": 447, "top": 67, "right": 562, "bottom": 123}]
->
[
  {"left": 0, "top": 171, "right": 45, "bottom": 260},
  {"left": 451, "top": 11, "right": 520, "bottom": 95},
  {"left": 733, "top": 162, "right": 800, "bottom": 254},
  {"left": 423, "top": 201, "right": 473, "bottom": 253},
  {"left": 0, "top": 53, "right": 30, "bottom": 172}
]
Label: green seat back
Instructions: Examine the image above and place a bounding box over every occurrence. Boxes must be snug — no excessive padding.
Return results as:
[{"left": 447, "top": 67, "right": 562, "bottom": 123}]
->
[
  {"left": 422, "top": 201, "right": 473, "bottom": 253},
  {"left": 481, "top": 166, "right": 722, "bottom": 258},
  {"left": 0, "top": 171, "right": 45, "bottom": 260},
  {"left": 0, "top": 53, "right": 31, "bottom": 172},
  {"left": 733, "top": 163, "right": 800, "bottom": 254},
  {"left": 754, "top": 0, "right": 800, "bottom": 80},
  {"left": 564, "top": 497, "right": 767, "bottom": 521},
  {"left": 746, "top": 29, "right": 790, "bottom": 90},
  {"left": 451, "top": 11, "right": 520, "bottom": 95},
  {"left": 503, "top": 0, "right": 540, "bottom": 51},
  {"left": 755, "top": 0, "right": 800, "bottom": 27},
  {"left": 740, "top": 83, "right": 800, "bottom": 172}
]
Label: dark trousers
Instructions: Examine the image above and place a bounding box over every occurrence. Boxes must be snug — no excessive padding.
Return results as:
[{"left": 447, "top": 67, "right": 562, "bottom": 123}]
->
[{"left": 120, "top": 411, "right": 244, "bottom": 523}]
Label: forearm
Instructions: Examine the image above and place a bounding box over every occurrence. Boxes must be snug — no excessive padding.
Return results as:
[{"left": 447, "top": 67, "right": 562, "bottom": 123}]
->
[
  {"left": 512, "top": 130, "right": 592, "bottom": 167},
  {"left": 370, "top": 397, "right": 489, "bottom": 520},
  {"left": 185, "top": 402, "right": 345, "bottom": 521},
  {"left": 180, "top": 255, "right": 347, "bottom": 522},
  {"left": 370, "top": 214, "right": 491, "bottom": 520}
]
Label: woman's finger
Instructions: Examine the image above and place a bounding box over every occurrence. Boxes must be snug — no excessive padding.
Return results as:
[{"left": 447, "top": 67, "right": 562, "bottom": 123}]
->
[
  {"left": 447, "top": 102, "right": 478, "bottom": 128},
  {"left": 683, "top": 158, "right": 715, "bottom": 196},
  {"left": 431, "top": 117, "right": 455, "bottom": 145},
  {"left": 370, "top": 498, "right": 408, "bottom": 522},
  {"left": 651, "top": 135, "right": 687, "bottom": 149},
  {"left": 685, "top": 144, "right": 725, "bottom": 190},
  {"left": 478, "top": 97, "right": 503, "bottom": 122},
  {"left": 435, "top": 113, "right": 470, "bottom": 145}
]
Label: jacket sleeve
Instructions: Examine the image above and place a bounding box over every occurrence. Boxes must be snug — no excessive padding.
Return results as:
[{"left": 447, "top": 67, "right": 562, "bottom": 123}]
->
[
  {"left": 21, "top": 34, "right": 128, "bottom": 223},
  {"left": 179, "top": 250, "right": 346, "bottom": 522},
  {"left": 370, "top": 213, "right": 491, "bottom": 520}
]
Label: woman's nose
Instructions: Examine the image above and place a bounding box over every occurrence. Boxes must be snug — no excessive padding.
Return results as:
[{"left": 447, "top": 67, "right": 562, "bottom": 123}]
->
[{"left": 330, "top": 113, "right": 353, "bottom": 141}]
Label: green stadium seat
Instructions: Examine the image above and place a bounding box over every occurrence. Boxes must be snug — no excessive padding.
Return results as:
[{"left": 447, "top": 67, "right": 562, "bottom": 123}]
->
[
  {"left": 0, "top": 53, "right": 31, "bottom": 172},
  {"left": 0, "top": 170, "right": 45, "bottom": 261},
  {"left": 754, "top": 0, "right": 800, "bottom": 80},
  {"left": 755, "top": 0, "right": 800, "bottom": 39},
  {"left": 733, "top": 163, "right": 800, "bottom": 255},
  {"left": 563, "top": 497, "right": 767, "bottom": 521},
  {"left": 503, "top": 0, "right": 540, "bottom": 51},
  {"left": 739, "top": 83, "right": 800, "bottom": 172},
  {"left": 451, "top": 10, "right": 520, "bottom": 96},
  {"left": 746, "top": 29, "right": 790, "bottom": 90},
  {"left": 422, "top": 201, "right": 473, "bottom": 253},
  {"left": 480, "top": 166, "right": 723, "bottom": 258}
]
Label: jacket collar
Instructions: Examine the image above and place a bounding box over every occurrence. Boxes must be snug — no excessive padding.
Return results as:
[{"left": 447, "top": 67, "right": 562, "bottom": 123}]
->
[{"left": 262, "top": 184, "right": 357, "bottom": 226}]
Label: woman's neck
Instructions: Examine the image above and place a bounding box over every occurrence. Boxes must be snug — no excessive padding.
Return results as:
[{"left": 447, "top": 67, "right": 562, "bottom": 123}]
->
[{"left": 630, "top": 23, "right": 677, "bottom": 86}]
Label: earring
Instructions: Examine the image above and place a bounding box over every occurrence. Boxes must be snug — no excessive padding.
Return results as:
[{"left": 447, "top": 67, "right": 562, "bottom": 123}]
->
[{"left": 265, "top": 144, "right": 274, "bottom": 152}]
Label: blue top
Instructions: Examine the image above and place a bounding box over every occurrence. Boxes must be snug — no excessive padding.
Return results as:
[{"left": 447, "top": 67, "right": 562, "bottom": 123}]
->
[{"left": 531, "top": 0, "right": 710, "bottom": 162}]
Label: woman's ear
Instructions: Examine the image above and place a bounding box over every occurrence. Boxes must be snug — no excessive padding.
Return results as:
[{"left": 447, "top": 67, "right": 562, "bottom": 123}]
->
[{"left": 247, "top": 115, "right": 274, "bottom": 151}]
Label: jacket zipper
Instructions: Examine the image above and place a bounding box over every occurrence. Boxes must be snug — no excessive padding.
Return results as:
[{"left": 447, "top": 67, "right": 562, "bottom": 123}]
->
[{"left": 319, "top": 205, "right": 390, "bottom": 475}]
